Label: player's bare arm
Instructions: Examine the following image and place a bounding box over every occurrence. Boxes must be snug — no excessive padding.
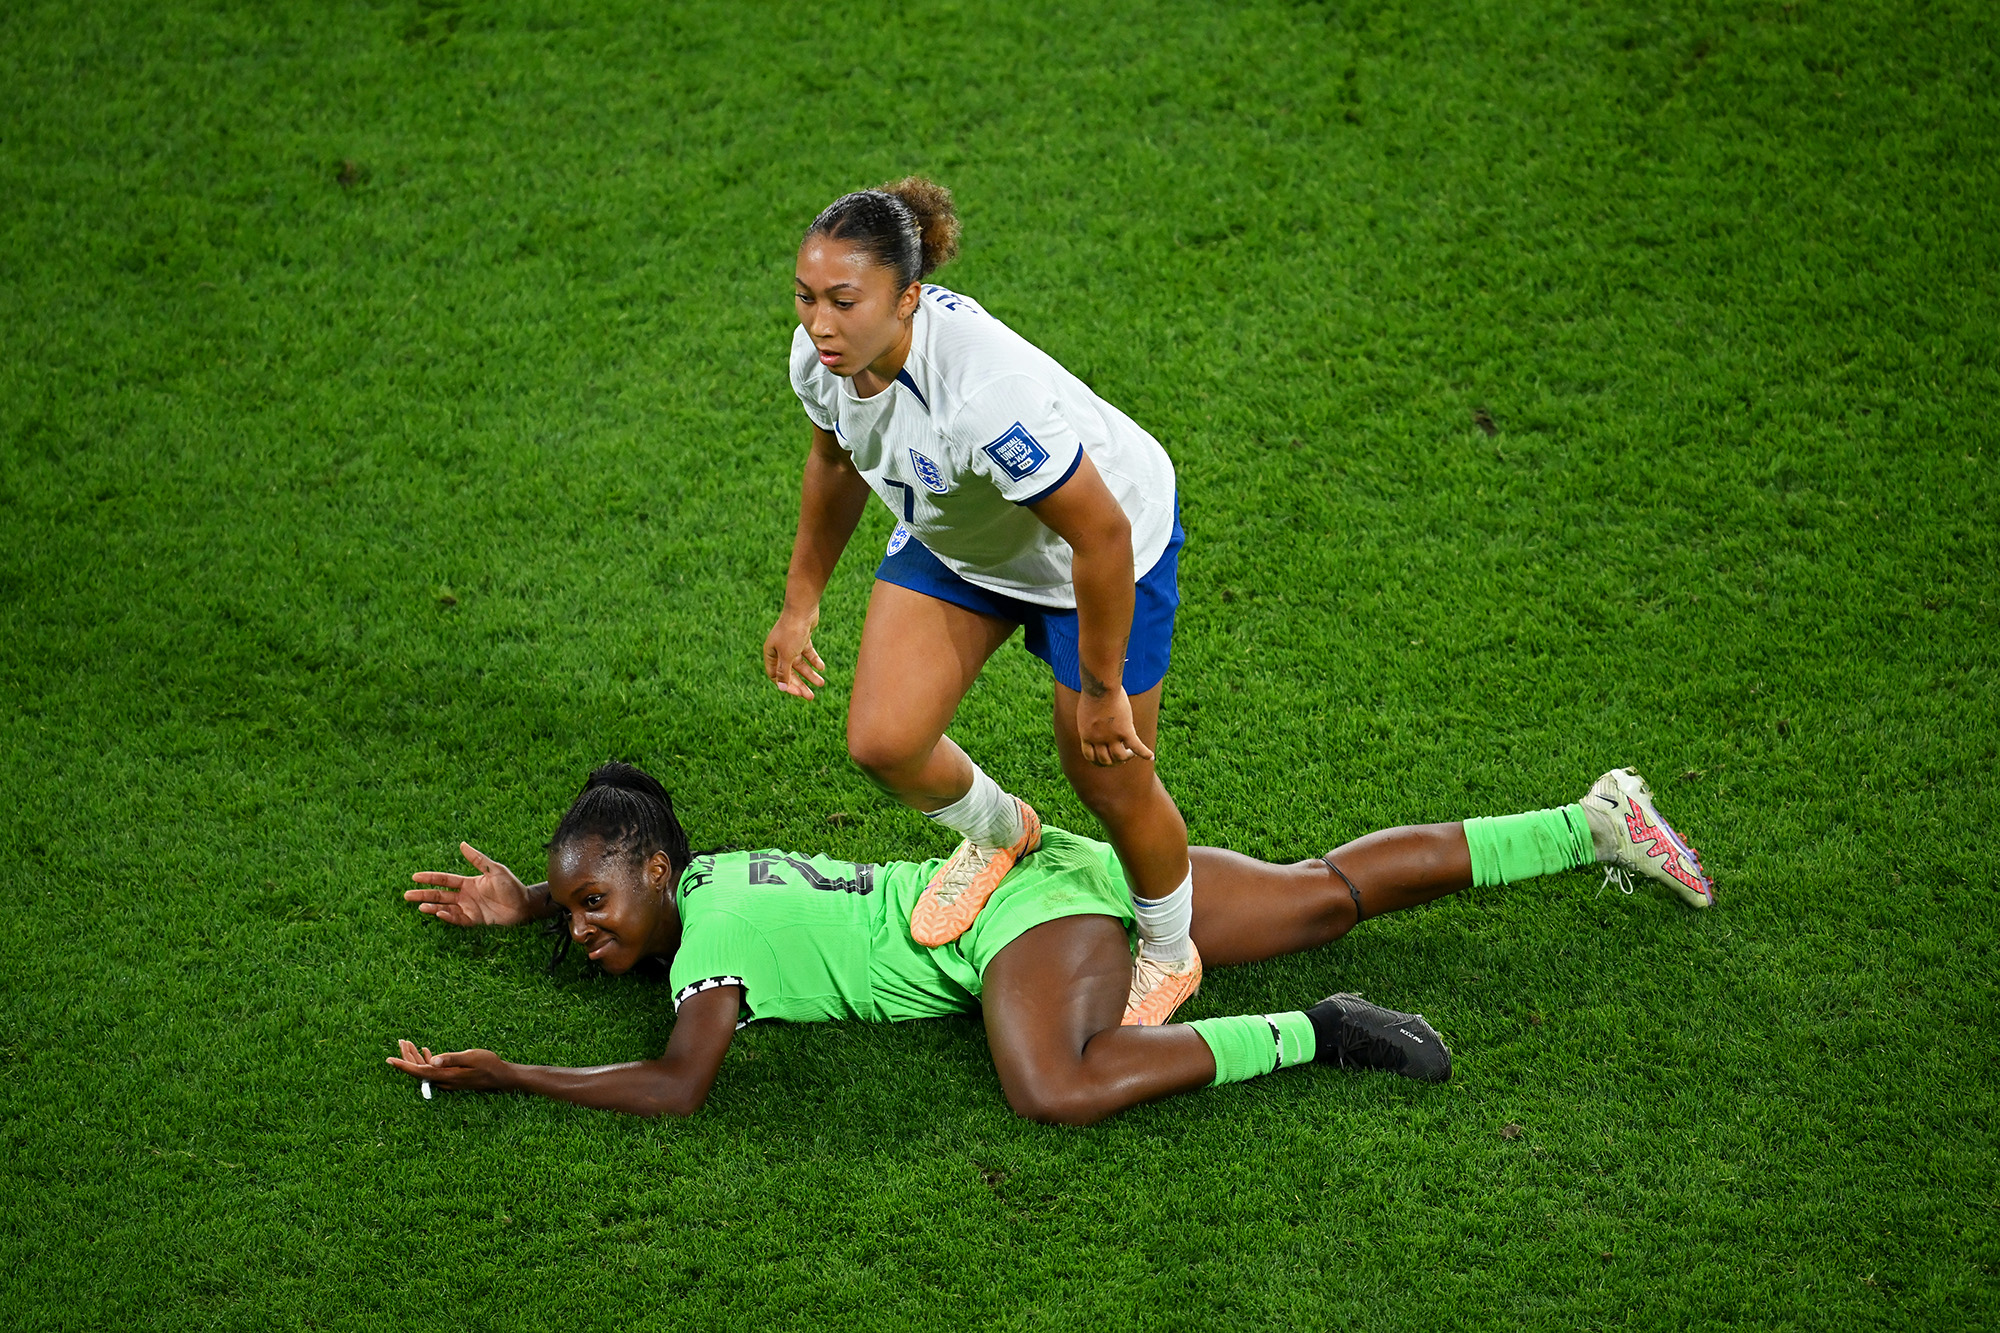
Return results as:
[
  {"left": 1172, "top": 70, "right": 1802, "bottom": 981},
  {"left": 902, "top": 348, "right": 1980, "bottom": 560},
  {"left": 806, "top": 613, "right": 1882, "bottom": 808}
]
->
[
  {"left": 1027, "top": 453, "right": 1148, "bottom": 767},
  {"left": 387, "top": 986, "right": 738, "bottom": 1118},
  {"left": 765, "top": 423, "right": 871, "bottom": 699}
]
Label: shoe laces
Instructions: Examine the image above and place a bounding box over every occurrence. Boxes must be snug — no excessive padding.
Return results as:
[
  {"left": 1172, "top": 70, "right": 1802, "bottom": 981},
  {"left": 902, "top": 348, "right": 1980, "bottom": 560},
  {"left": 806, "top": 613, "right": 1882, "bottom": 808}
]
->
[
  {"left": 1601, "top": 866, "right": 1635, "bottom": 896},
  {"left": 929, "top": 845, "right": 991, "bottom": 906}
]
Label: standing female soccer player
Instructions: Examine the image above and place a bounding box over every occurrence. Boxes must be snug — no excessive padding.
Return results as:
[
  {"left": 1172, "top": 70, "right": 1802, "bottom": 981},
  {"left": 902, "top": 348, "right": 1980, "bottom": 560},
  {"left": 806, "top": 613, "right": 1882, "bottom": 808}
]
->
[{"left": 762, "top": 178, "right": 1198, "bottom": 1024}]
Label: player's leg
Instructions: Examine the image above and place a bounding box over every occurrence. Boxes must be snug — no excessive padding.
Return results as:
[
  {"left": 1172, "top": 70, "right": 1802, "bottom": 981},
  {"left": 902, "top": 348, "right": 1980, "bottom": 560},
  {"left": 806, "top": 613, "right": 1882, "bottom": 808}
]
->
[
  {"left": 1052, "top": 681, "right": 1186, "bottom": 895},
  {"left": 1040, "top": 514, "right": 1201, "bottom": 1025},
  {"left": 1050, "top": 679, "right": 1200, "bottom": 1024},
  {"left": 1186, "top": 827, "right": 1471, "bottom": 967},
  {"left": 1186, "top": 768, "right": 1716, "bottom": 967},
  {"left": 980, "top": 915, "right": 1208, "bottom": 1124},
  {"left": 980, "top": 915, "right": 1446, "bottom": 1127},
  {"left": 847, "top": 579, "right": 1015, "bottom": 810},
  {"left": 849, "top": 579, "right": 1043, "bottom": 947}
]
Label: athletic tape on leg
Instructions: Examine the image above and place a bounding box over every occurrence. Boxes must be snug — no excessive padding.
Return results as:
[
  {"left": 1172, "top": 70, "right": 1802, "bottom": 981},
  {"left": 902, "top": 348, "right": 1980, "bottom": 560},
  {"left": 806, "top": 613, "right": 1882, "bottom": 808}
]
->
[
  {"left": 1191, "top": 1012, "right": 1317, "bottom": 1087},
  {"left": 1463, "top": 805, "right": 1594, "bottom": 887},
  {"left": 1131, "top": 866, "right": 1195, "bottom": 963},
  {"left": 926, "top": 765, "right": 1023, "bottom": 850}
]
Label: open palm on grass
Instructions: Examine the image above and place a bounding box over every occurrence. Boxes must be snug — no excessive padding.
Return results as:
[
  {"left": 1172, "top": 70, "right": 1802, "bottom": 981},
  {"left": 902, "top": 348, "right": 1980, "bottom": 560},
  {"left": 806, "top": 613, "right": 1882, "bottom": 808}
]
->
[{"left": 405, "top": 842, "right": 539, "bottom": 928}]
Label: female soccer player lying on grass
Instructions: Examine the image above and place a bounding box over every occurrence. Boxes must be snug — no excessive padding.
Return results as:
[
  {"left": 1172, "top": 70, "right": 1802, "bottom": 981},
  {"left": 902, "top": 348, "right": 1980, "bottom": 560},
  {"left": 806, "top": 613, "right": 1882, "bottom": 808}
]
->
[{"left": 388, "top": 763, "right": 1713, "bottom": 1125}]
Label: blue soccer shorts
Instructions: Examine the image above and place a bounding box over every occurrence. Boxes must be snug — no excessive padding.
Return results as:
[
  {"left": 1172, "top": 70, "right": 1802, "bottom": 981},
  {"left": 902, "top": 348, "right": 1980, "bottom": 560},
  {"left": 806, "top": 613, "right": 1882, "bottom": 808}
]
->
[{"left": 874, "top": 498, "right": 1184, "bottom": 695}]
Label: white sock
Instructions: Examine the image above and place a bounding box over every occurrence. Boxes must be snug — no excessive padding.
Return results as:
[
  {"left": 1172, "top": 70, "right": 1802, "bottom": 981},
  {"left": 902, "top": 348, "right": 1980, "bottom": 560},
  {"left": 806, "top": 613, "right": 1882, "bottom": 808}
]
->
[
  {"left": 926, "top": 764, "right": 1023, "bottom": 850},
  {"left": 1131, "top": 866, "right": 1194, "bottom": 964}
]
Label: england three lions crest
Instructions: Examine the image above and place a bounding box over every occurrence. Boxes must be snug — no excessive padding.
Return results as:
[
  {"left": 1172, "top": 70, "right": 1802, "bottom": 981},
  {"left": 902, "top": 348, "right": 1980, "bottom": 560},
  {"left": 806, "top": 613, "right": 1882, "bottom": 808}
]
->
[{"left": 908, "top": 449, "right": 950, "bottom": 494}]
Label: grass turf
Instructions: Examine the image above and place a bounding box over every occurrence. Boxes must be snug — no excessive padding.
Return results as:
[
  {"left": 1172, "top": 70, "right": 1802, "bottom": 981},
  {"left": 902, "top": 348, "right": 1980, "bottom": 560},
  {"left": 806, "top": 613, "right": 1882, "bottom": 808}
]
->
[{"left": 2, "top": 0, "right": 1996, "bottom": 1326}]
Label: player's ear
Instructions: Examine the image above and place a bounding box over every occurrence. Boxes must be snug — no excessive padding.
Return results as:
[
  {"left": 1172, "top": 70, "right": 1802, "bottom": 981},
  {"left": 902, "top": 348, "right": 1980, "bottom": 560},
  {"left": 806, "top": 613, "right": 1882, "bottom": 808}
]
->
[
  {"left": 647, "top": 849, "right": 675, "bottom": 896},
  {"left": 896, "top": 280, "right": 922, "bottom": 320}
]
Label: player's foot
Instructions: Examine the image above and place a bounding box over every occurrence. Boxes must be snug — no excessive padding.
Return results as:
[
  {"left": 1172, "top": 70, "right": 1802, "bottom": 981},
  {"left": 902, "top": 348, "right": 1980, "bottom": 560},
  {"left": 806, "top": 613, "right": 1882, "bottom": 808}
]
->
[
  {"left": 1121, "top": 942, "right": 1202, "bottom": 1026},
  {"left": 910, "top": 799, "right": 1041, "bottom": 947},
  {"left": 1579, "top": 768, "right": 1715, "bottom": 908},
  {"left": 1306, "top": 993, "right": 1452, "bottom": 1082}
]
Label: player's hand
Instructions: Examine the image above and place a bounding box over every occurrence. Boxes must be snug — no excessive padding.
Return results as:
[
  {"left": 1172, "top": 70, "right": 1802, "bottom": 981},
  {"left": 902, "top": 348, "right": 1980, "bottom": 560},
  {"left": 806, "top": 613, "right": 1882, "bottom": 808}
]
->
[
  {"left": 386, "top": 1040, "right": 509, "bottom": 1092},
  {"left": 764, "top": 605, "right": 827, "bottom": 700},
  {"left": 405, "top": 842, "right": 537, "bottom": 928},
  {"left": 1077, "top": 686, "right": 1155, "bottom": 767}
]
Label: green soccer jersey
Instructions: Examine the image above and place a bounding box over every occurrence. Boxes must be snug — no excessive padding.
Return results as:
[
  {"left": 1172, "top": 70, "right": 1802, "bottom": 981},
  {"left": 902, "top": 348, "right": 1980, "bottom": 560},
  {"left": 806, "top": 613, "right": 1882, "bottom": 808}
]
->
[{"left": 667, "top": 826, "right": 1135, "bottom": 1026}]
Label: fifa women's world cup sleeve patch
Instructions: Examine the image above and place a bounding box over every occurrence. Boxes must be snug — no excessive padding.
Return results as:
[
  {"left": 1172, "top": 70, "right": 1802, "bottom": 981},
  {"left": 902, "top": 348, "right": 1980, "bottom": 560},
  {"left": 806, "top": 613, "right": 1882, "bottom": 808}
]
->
[{"left": 957, "top": 378, "right": 1085, "bottom": 505}]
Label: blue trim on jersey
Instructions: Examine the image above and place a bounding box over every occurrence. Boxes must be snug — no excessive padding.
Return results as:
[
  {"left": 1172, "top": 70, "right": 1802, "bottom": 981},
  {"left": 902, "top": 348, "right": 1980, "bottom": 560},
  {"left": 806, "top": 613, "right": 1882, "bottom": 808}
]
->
[
  {"left": 1013, "top": 447, "right": 1084, "bottom": 506},
  {"left": 894, "top": 368, "right": 929, "bottom": 412},
  {"left": 873, "top": 497, "right": 1185, "bottom": 694}
]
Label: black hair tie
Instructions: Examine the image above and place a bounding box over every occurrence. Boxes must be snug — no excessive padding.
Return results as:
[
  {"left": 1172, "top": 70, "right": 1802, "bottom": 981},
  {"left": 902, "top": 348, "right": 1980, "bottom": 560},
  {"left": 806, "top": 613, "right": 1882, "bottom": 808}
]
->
[{"left": 1321, "top": 854, "right": 1366, "bottom": 924}]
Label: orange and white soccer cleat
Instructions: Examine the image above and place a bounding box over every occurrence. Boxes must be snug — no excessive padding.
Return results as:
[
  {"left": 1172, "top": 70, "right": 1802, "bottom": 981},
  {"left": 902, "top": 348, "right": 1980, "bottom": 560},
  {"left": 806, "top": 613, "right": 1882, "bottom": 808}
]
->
[
  {"left": 1580, "top": 768, "right": 1716, "bottom": 908},
  {"left": 1121, "top": 942, "right": 1203, "bottom": 1026},
  {"left": 909, "top": 799, "right": 1041, "bottom": 947}
]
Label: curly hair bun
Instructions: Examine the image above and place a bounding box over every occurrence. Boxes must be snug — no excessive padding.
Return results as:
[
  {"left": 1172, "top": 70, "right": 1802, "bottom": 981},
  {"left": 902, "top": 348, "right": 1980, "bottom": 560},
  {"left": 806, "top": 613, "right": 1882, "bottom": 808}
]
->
[
  {"left": 806, "top": 178, "right": 962, "bottom": 286},
  {"left": 881, "top": 176, "right": 961, "bottom": 279}
]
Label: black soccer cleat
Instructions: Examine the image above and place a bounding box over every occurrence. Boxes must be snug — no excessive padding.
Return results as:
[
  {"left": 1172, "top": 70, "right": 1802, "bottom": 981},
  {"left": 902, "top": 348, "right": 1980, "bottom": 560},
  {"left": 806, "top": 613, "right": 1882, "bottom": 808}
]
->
[{"left": 1306, "top": 993, "right": 1452, "bottom": 1083}]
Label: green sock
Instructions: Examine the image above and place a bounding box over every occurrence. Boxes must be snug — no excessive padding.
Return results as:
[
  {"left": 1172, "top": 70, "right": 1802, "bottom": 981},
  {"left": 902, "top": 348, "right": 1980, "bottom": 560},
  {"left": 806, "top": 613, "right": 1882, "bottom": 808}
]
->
[
  {"left": 1462, "top": 805, "right": 1594, "bottom": 887},
  {"left": 1190, "top": 1011, "right": 1318, "bottom": 1087}
]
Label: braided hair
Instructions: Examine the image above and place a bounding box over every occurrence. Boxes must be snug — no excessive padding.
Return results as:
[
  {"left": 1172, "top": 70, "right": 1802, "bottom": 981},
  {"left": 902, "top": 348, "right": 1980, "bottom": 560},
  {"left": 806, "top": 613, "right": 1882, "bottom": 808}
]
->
[
  {"left": 542, "top": 762, "right": 691, "bottom": 973},
  {"left": 804, "top": 176, "right": 962, "bottom": 289}
]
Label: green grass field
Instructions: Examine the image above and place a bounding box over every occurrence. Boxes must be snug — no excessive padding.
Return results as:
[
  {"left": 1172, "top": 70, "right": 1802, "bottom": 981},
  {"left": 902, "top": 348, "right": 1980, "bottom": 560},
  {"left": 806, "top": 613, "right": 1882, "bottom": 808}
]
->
[{"left": 3, "top": 0, "right": 1996, "bottom": 1326}]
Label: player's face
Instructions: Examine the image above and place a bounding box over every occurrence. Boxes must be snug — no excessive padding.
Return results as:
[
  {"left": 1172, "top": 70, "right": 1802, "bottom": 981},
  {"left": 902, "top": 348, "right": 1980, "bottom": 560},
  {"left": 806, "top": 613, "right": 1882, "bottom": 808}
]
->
[
  {"left": 546, "top": 840, "right": 679, "bottom": 976},
  {"left": 795, "top": 237, "right": 918, "bottom": 377}
]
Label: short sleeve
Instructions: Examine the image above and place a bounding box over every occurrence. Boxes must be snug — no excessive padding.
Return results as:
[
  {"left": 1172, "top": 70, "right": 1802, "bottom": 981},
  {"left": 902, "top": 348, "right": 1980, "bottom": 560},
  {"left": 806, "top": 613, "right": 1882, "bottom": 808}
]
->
[
  {"left": 668, "top": 911, "right": 786, "bottom": 1026},
  {"left": 951, "top": 375, "right": 1086, "bottom": 505},
  {"left": 788, "top": 326, "right": 839, "bottom": 431}
]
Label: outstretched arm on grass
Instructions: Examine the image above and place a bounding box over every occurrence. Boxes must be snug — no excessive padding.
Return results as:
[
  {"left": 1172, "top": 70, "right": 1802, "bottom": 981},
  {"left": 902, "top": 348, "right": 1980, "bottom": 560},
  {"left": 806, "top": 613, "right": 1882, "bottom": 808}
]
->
[
  {"left": 386, "top": 984, "right": 741, "bottom": 1118},
  {"left": 404, "top": 842, "right": 560, "bottom": 927}
]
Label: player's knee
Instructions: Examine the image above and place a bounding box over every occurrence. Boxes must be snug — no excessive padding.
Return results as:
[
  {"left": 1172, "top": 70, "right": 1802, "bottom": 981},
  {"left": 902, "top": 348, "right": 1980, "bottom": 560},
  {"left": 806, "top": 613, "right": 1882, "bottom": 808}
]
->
[
  {"left": 845, "top": 726, "right": 922, "bottom": 787},
  {"left": 1001, "top": 1073, "right": 1102, "bottom": 1127},
  {"left": 1070, "top": 773, "right": 1126, "bottom": 819},
  {"left": 1072, "top": 777, "right": 1160, "bottom": 833}
]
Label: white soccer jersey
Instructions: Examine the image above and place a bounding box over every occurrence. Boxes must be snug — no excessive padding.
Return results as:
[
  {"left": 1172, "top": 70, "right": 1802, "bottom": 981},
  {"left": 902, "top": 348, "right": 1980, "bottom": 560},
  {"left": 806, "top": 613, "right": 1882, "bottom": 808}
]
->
[{"left": 788, "top": 285, "right": 1177, "bottom": 609}]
